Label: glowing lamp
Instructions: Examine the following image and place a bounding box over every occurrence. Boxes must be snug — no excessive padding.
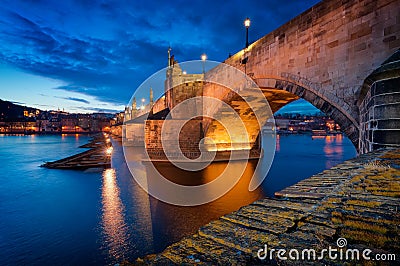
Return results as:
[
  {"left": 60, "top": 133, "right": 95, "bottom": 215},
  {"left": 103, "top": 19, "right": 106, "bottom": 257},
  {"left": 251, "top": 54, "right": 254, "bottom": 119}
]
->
[{"left": 244, "top": 18, "right": 251, "bottom": 28}]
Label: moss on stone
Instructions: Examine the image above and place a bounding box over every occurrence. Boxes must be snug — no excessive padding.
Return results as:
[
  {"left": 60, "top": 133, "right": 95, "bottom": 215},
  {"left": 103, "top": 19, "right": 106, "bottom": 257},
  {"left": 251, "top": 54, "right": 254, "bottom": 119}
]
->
[
  {"left": 346, "top": 199, "right": 382, "bottom": 208},
  {"left": 136, "top": 149, "right": 400, "bottom": 265}
]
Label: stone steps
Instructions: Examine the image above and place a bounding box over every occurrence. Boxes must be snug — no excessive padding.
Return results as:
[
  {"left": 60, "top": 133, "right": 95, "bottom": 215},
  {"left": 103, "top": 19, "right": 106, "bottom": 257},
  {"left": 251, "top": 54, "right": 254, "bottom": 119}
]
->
[{"left": 136, "top": 148, "right": 400, "bottom": 265}]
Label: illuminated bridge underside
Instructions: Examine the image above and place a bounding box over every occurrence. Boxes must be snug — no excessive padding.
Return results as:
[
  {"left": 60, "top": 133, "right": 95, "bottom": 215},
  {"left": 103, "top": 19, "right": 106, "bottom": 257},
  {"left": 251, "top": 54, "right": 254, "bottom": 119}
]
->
[
  {"left": 204, "top": 89, "right": 299, "bottom": 151},
  {"left": 217, "top": 0, "right": 400, "bottom": 152},
  {"left": 140, "top": 0, "right": 400, "bottom": 157}
]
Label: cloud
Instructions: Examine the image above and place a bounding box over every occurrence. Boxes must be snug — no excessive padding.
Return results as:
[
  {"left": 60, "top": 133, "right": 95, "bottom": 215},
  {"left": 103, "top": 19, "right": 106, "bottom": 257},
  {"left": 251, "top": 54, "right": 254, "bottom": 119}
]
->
[
  {"left": 10, "top": 100, "right": 25, "bottom": 105},
  {"left": 71, "top": 106, "right": 121, "bottom": 114},
  {"left": 58, "top": 96, "right": 90, "bottom": 104},
  {"left": 0, "top": 0, "right": 320, "bottom": 109},
  {"left": 33, "top": 103, "right": 55, "bottom": 108}
]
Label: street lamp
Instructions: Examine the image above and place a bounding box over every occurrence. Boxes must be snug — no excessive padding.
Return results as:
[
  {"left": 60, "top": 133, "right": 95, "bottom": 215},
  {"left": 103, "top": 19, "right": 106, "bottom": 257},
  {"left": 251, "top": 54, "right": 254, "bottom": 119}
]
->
[
  {"left": 106, "top": 146, "right": 113, "bottom": 156},
  {"left": 141, "top": 98, "right": 145, "bottom": 110},
  {"left": 201, "top": 53, "right": 207, "bottom": 73},
  {"left": 244, "top": 17, "right": 251, "bottom": 48}
]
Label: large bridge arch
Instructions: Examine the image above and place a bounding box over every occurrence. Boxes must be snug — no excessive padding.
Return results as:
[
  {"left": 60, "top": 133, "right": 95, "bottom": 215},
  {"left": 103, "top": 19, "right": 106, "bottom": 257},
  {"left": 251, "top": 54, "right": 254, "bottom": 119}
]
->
[
  {"left": 219, "top": 0, "right": 400, "bottom": 153},
  {"left": 141, "top": 0, "right": 400, "bottom": 157},
  {"left": 254, "top": 75, "right": 359, "bottom": 146},
  {"left": 203, "top": 74, "right": 359, "bottom": 152}
]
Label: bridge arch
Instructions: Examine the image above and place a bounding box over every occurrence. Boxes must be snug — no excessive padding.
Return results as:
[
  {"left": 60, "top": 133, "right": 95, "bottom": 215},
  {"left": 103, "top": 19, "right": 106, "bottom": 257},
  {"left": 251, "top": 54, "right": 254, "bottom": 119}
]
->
[
  {"left": 221, "top": 0, "right": 400, "bottom": 153},
  {"left": 253, "top": 75, "right": 359, "bottom": 147},
  {"left": 203, "top": 74, "right": 360, "bottom": 152}
]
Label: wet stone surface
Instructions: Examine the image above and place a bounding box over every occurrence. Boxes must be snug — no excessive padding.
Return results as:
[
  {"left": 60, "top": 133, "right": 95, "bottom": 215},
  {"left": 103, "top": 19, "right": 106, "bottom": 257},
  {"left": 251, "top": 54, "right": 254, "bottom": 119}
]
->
[{"left": 133, "top": 149, "right": 400, "bottom": 265}]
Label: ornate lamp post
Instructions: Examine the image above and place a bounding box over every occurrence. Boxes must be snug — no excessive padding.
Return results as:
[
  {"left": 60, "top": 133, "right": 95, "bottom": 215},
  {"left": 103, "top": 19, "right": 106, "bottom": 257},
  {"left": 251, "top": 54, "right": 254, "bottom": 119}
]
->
[
  {"left": 141, "top": 98, "right": 145, "bottom": 110},
  {"left": 244, "top": 17, "right": 251, "bottom": 48},
  {"left": 201, "top": 53, "right": 207, "bottom": 74}
]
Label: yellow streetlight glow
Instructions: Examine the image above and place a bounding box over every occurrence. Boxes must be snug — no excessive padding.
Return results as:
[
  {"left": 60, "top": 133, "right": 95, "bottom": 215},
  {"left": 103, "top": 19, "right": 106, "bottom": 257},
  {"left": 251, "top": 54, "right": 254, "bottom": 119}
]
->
[
  {"left": 106, "top": 146, "right": 113, "bottom": 155},
  {"left": 244, "top": 18, "right": 251, "bottom": 28},
  {"left": 244, "top": 17, "right": 251, "bottom": 48},
  {"left": 201, "top": 54, "right": 207, "bottom": 61}
]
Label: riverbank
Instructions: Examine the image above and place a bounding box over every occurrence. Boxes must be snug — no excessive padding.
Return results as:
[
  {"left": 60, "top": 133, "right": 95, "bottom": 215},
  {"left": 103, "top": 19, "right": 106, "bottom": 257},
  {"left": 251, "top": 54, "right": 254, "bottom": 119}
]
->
[
  {"left": 41, "top": 133, "right": 112, "bottom": 170},
  {"left": 135, "top": 148, "right": 400, "bottom": 265},
  {"left": 0, "top": 134, "right": 356, "bottom": 264},
  {"left": 0, "top": 131, "right": 105, "bottom": 135}
]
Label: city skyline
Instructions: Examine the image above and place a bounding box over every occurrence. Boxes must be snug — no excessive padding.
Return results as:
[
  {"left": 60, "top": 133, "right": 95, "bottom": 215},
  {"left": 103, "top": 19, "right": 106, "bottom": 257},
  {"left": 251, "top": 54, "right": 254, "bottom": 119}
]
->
[
  {"left": 1, "top": 0, "right": 398, "bottom": 264},
  {"left": 0, "top": 0, "right": 320, "bottom": 113}
]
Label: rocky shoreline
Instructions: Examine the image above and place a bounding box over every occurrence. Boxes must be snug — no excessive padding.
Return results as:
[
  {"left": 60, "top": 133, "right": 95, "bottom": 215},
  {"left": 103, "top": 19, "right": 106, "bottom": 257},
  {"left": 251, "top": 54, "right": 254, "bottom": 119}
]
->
[
  {"left": 41, "top": 133, "right": 112, "bottom": 170},
  {"left": 132, "top": 148, "right": 399, "bottom": 265}
]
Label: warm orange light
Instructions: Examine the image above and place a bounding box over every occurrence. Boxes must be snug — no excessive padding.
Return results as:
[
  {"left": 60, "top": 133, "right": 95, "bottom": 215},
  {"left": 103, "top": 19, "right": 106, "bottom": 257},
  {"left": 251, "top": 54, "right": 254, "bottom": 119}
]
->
[
  {"left": 101, "top": 168, "right": 128, "bottom": 258},
  {"left": 276, "top": 134, "right": 280, "bottom": 152},
  {"left": 106, "top": 146, "right": 113, "bottom": 155}
]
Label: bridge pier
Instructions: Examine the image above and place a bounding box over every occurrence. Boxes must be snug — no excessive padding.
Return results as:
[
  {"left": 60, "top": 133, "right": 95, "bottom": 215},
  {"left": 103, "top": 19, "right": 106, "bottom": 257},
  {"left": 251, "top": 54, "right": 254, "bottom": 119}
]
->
[
  {"left": 223, "top": 0, "right": 400, "bottom": 153},
  {"left": 359, "top": 50, "right": 400, "bottom": 153}
]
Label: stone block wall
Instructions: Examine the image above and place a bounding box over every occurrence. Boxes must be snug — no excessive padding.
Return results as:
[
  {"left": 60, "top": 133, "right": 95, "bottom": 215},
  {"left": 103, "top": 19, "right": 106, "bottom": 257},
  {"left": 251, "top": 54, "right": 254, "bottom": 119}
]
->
[
  {"left": 145, "top": 119, "right": 203, "bottom": 159},
  {"left": 359, "top": 51, "right": 400, "bottom": 153},
  {"left": 124, "top": 123, "right": 145, "bottom": 146},
  {"left": 223, "top": 0, "right": 400, "bottom": 151},
  {"left": 165, "top": 81, "right": 204, "bottom": 119},
  {"left": 151, "top": 95, "right": 166, "bottom": 114}
]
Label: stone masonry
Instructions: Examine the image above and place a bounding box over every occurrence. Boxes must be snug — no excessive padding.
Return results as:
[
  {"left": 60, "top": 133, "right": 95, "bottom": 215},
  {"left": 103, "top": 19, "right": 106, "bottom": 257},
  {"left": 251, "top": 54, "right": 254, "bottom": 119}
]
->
[
  {"left": 359, "top": 50, "right": 400, "bottom": 153},
  {"left": 135, "top": 148, "right": 400, "bottom": 265},
  {"left": 223, "top": 0, "right": 400, "bottom": 151}
]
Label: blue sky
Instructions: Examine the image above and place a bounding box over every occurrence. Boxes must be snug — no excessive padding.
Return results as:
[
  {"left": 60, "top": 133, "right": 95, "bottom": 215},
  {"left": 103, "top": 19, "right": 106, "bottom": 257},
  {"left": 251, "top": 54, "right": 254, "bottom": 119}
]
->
[
  {"left": 0, "top": 0, "right": 320, "bottom": 113},
  {"left": 275, "top": 99, "right": 320, "bottom": 115}
]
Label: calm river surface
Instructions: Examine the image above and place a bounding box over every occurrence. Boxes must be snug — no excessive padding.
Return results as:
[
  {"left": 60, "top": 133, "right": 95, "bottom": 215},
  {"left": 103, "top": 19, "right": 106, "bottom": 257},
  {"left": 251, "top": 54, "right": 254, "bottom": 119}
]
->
[{"left": 0, "top": 133, "right": 356, "bottom": 265}]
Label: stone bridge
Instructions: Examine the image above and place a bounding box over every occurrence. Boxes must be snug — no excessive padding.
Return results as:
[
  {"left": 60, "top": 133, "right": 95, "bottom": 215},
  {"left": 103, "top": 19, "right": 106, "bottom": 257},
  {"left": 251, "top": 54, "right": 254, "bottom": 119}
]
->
[
  {"left": 126, "top": 0, "right": 400, "bottom": 158},
  {"left": 206, "top": 0, "right": 400, "bottom": 153}
]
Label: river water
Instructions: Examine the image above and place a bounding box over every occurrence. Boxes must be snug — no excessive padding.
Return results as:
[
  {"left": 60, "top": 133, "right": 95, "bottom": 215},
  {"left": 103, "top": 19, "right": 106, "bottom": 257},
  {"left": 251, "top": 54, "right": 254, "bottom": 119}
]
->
[{"left": 0, "top": 133, "right": 356, "bottom": 265}]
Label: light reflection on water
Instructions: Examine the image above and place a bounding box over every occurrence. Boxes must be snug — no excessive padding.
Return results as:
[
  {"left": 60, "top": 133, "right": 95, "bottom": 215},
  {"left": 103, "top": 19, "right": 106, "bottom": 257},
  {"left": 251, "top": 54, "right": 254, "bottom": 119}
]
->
[
  {"left": 276, "top": 134, "right": 280, "bottom": 152},
  {"left": 323, "top": 135, "right": 344, "bottom": 168},
  {"left": 119, "top": 133, "right": 355, "bottom": 254},
  {"left": 262, "top": 134, "right": 355, "bottom": 196},
  {"left": 144, "top": 159, "right": 264, "bottom": 252},
  {"left": 100, "top": 168, "right": 129, "bottom": 261},
  {"left": 0, "top": 133, "right": 356, "bottom": 265}
]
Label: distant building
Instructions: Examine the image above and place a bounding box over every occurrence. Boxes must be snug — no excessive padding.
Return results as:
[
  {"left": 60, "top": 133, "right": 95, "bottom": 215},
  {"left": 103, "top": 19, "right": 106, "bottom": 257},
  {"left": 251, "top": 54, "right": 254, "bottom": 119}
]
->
[{"left": 275, "top": 118, "right": 291, "bottom": 130}]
